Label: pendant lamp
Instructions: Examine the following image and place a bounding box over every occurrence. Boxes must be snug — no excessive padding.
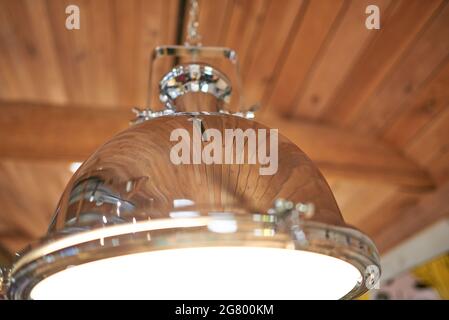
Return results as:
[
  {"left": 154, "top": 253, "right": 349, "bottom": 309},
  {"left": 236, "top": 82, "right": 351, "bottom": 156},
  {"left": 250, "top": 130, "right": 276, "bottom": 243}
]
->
[{"left": 0, "top": 0, "right": 380, "bottom": 300}]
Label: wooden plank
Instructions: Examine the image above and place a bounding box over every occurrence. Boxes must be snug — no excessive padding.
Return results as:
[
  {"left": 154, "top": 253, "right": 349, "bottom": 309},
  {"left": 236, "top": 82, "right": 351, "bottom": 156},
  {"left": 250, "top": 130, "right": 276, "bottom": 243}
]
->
[
  {"left": 222, "top": 0, "right": 269, "bottom": 72},
  {"left": 265, "top": 0, "right": 345, "bottom": 115},
  {"left": 330, "top": 179, "right": 398, "bottom": 226},
  {"left": 242, "top": 0, "right": 305, "bottom": 106},
  {"left": 404, "top": 107, "right": 449, "bottom": 185},
  {"left": 24, "top": 0, "right": 68, "bottom": 103},
  {"left": 0, "top": 0, "right": 66, "bottom": 102},
  {"left": 141, "top": 0, "right": 179, "bottom": 108},
  {"left": 0, "top": 3, "right": 22, "bottom": 100},
  {"left": 323, "top": 0, "right": 443, "bottom": 126},
  {"left": 196, "top": 0, "right": 233, "bottom": 46},
  {"left": 382, "top": 56, "right": 449, "bottom": 147},
  {"left": 355, "top": 191, "right": 420, "bottom": 252},
  {"left": 293, "top": 0, "right": 392, "bottom": 120},
  {"left": 84, "top": 0, "right": 118, "bottom": 106},
  {"left": 0, "top": 160, "right": 71, "bottom": 253},
  {"left": 427, "top": 150, "right": 449, "bottom": 186},
  {"left": 351, "top": 2, "right": 449, "bottom": 134},
  {"left": 0, "top": 0, "right": 178, "bottom": 107},
  {"left": 215, "top": 0, "right": 270, "bottom": 110},
  {"left": 405, "top": 107, "right": 449, "bottom": 164},
  {"left": 113, "top": 0, "right": 140, "bottom": 106},
  {"left": 0, "top": 101, "right": 435, "bottom": 190},
  {"left": 369, "top": 181, "right": 449, "bottom": 253},
  {"left": 45, "top": 0, "right": 97, "bottom": 105}
]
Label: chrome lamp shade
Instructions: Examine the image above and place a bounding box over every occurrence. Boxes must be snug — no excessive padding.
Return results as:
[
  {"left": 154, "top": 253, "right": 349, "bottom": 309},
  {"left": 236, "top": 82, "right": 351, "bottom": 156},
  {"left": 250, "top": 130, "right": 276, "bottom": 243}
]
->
[{"left": 2, "top": 45, "right": 380, "bottom": 300}]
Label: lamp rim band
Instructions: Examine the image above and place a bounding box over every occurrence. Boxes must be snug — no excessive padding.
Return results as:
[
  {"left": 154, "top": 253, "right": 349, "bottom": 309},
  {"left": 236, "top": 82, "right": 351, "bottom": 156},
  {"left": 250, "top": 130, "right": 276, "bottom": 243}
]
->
[
  {"left": 9, "top": 216, "right": 380, "bottom": 299},
  {"left": 12, "top": 217, "right": 379, "bottom": 274},
  {"left": 11, "top": 217, "right": 211, "bottom": 274}
]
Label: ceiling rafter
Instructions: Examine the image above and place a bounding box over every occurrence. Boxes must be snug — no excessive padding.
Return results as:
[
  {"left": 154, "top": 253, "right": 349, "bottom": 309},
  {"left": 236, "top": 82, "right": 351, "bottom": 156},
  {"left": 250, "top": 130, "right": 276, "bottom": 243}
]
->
[{"left": 0, "top": 101, "right": 435, "bottom": 191}]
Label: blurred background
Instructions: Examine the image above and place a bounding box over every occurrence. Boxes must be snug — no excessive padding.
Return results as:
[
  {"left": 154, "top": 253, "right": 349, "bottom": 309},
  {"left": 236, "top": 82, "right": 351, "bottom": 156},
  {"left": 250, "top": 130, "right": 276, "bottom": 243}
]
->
[{"left": 0, "top": 0, "right": 448, "bottom": 299}]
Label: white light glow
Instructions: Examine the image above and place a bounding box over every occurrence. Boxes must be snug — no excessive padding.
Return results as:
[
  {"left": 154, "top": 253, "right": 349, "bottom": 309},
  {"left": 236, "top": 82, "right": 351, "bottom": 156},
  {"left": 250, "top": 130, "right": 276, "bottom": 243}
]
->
[
  {"left": 30, "top": 247, "right": 361, "bottom": 300},
  {"left": 169, "top": 211, "right": 200, "bottom": 219},
  {"left": 69, "top": 162, "right": 82, "bottom": 173},
  {"left": 173, "top": 199, "right": 195, "bottom": 208},
  {"left": 207, "top": 219, "right": 238, "bottom": 233}
]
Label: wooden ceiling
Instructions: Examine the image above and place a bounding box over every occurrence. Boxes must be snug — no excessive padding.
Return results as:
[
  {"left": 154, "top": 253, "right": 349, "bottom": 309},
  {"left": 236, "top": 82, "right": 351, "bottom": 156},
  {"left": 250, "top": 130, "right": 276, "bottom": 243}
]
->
[{"left": 0, "top": 0, "right": 449, "bottom": 260}]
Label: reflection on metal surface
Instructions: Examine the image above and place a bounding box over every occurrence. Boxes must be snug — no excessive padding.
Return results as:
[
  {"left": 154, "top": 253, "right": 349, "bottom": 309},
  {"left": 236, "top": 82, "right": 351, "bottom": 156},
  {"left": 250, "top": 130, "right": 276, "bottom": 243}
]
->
[
  {"left": 0, "top": 267, "right": 3, "bottom": 298},
  {"left": 52, "top": 114, "right": 347, "bottom": 231},
  {"left": 159, "top": 63, "right": 232, "bottom": 111},
  {"left": 68, "top": 177, "right": 135, "bottom": 211},
  {"left": 61, "top": 176, "right": 136, "bottom": 232},
  {"left": 152, "top": 45, "right": 237, "bottom": 62},
  {"left": 148, "top": 45, "right": 244, "bottom": 113},
  {"left": 185, "top": 0, "right": 201, "bottom": 47},
  {"left": 0, "top": 266, "right": 9, "bottom": 300},
  {"left": 269, "top": 198, "right": 315, "bottom": 219},
  {"left": 69, "top": 162, "right": 82, "bottom": 173}
]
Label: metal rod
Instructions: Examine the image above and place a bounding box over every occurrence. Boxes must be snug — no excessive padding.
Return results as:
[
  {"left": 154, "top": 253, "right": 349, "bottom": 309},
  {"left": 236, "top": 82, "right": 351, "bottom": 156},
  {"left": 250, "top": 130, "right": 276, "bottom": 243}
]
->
[
  {"left": 185, "top": 0, "right": 202, "bottom": 46},
  {"left": 0, "top": 267, "right": 6, "bottom": 299}
]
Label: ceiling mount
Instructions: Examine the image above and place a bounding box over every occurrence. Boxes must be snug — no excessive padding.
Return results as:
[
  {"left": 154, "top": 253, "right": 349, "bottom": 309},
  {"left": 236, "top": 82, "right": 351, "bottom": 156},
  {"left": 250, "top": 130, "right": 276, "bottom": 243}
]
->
[{"left": 159, "top": 63, "right": 232, "bottom": 112}]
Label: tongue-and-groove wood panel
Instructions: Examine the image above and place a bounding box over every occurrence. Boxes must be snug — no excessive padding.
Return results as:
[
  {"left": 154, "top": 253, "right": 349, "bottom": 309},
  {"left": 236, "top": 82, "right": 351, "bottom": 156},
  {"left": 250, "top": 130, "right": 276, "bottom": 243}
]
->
[{"left": 0, "top": 0, "right": 179, "bottom": 106}]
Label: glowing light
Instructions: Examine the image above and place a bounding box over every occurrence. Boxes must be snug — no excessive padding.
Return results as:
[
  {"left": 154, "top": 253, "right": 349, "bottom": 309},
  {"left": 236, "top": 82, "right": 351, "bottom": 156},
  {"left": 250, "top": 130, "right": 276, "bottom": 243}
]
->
[
  {"left": 69, "top": 162, "right": 82, "bottom": 173},
  {"left": 30, "top": 247, "right": 361, "bottom": 300},
  {"left": 173, "top": 199, "right": 195, "bottom": 208},
  {"left": 207, "top": 219, "right": 237, "bottom": 233},
  {"left": 169, "top": 211, "right": 200, "bottom": 219}
]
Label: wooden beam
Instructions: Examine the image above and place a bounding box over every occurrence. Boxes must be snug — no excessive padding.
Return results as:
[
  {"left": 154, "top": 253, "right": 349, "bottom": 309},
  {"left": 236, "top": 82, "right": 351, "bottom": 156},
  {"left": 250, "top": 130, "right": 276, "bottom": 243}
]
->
[
  {"left": 0, "top": 101, "right": 130, "bottom": 161},
  {"left": 0, "top": 101, "right": 435, "bottom": 189},
  {"left": 258, "top": 113, "right": 434, "bottom": 190}
]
